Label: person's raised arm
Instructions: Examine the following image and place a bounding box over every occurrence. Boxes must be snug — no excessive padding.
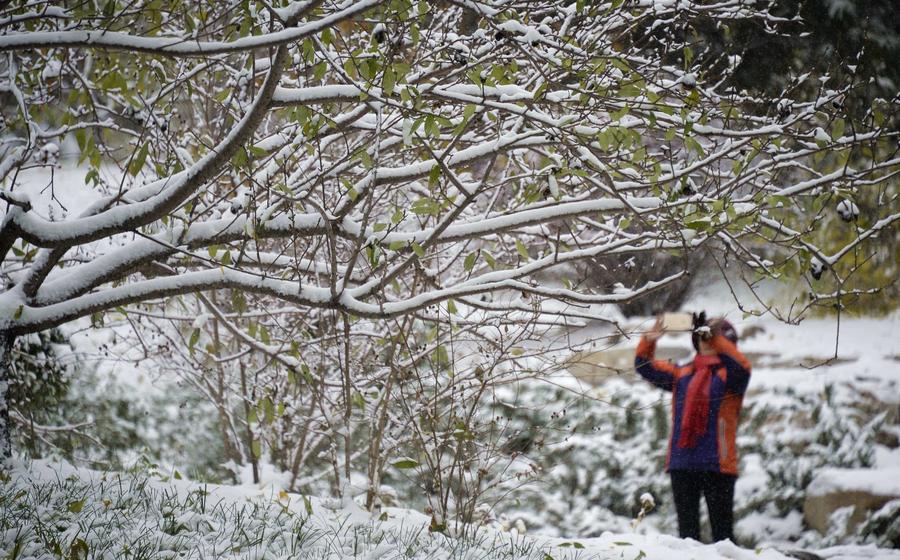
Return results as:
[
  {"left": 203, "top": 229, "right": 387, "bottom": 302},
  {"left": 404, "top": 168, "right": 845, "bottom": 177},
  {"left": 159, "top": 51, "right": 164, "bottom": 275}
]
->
[
  {"left": 709, "top": 329, "right": 751, "bottom": 395},
  {"left": 635, "top": 316, "right": 678, "bottom": 392}
]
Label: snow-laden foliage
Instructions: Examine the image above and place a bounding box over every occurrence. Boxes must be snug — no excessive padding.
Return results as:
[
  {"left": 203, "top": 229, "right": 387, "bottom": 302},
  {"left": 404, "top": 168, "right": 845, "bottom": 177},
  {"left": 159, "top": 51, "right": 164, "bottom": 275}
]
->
[
  {"left": 0, "top": 0, "right": 897, "bottom": 527},
  {"left": 487, "top": 377, "right": 672, "bottom": 538},
  {"left": 12, "top": 350, "right": 224, "bottom": 475},
  {"left": 6, "top": 459, "right": 897, "bottom": 560},
  {"left": 6, "top": 330, "right": 70, "bottom": 423},
  {"left": 858, "top": 499, "right": 900, "bottom": 548},
  {"left": 737, "top": 382, "right": 897, "bottom": 548},
  {"left": 1, "top": 1, "right": 896, "bottom": 341},
  {"left": 741, "top": 383, "right": 882, "bottom": 517},
  {"left": 0, "top": 461, "right": 553, "bottom": 560},
  {"left": 123, "top": 307, "right": 557, "bottom": 528},
  {"left": 477, "top": 367, "right": 900, "bottom": 548}
]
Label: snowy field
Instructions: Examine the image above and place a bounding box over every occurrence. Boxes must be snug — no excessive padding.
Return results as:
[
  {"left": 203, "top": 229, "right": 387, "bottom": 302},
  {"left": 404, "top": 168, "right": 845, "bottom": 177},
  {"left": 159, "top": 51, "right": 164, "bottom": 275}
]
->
[
  {"left": 3, "top": 299, "right": 899, "bottom": 558},
  {"left": 3, "top": 457, "right": 899, "bottom": 560}
]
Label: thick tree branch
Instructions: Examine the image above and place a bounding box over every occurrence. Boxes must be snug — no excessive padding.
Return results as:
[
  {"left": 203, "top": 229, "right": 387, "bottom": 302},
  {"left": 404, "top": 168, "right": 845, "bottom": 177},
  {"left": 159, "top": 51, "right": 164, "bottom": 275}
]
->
[{"left": 0, "top": 0, "right": 382, "bottom": 57}]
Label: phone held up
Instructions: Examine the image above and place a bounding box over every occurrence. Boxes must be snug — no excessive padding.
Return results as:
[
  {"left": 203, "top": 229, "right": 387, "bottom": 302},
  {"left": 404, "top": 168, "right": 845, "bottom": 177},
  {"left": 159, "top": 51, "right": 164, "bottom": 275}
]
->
[{"left": 661, "top": 312, "right": 693, "bottom": 332}]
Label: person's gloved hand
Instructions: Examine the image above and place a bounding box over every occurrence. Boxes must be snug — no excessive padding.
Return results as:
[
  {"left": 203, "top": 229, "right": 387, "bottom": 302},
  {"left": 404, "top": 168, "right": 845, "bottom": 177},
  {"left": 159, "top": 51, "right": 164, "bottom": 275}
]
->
[{"left": 692, "top": 311, "right": 712, "bottom": 341}]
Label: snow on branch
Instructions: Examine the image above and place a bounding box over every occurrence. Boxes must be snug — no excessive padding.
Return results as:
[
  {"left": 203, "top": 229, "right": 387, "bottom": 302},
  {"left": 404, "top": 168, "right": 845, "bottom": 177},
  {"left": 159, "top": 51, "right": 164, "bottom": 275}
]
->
[
  {"left": 0, "top": 0, "right": 383, "bottom": 57},
  {"left": 3, "top": 47, "right": 289, "bottom": 249},
  {"left": 0, "top": 0, "right": 897, "bottom": 340}
]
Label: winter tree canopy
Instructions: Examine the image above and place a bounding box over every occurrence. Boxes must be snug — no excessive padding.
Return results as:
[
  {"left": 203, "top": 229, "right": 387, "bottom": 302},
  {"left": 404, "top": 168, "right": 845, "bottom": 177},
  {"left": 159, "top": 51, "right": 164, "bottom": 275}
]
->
[{"left": 0, "top": 0, "right": 897, "bottom": 503}]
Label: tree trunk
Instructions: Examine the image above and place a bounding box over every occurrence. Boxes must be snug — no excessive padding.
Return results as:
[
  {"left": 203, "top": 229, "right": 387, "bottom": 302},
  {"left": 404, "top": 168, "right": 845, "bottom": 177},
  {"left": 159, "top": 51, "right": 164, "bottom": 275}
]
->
[
  {"left": 0, "top": 330, "right": 15, "bottom": 459},
  {"left": 365, "top": 335, "right": 401, "bottom": 510},
  {"left": 239, "top": 362, "right": 259, "bottom": 484},
  {"left": 209, "top": 305, "right": 242, "bottom": 468}
]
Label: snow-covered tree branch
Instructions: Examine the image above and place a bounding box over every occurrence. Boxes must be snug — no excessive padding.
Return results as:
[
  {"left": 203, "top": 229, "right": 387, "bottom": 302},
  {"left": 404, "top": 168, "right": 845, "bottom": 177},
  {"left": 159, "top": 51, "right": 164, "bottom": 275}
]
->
[{"left": 0, "top": 0, "right": 896, "bottom": 467}]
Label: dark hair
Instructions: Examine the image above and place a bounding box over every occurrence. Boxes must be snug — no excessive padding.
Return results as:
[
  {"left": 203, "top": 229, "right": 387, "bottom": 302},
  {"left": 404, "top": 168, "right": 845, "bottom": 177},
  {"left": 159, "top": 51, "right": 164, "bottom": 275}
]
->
[
  {"left": 691, "top": 316, "right": 738, "bottom": 351},
  {"left": 716, "top": 319, "right": 739, "bottom": 345}
]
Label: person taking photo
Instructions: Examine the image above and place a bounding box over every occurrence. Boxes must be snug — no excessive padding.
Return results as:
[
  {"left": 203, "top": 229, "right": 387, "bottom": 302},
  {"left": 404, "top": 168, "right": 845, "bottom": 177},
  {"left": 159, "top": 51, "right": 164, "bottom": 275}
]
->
[{"left": 634, "top": 312, "right": 751, "bottom": 542}]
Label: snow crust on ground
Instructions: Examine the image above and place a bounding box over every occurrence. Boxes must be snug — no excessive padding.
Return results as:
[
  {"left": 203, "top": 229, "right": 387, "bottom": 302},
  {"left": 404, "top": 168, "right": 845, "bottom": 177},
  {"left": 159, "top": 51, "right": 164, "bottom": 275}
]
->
[
  {"left": 7, "top": 459, "right": 899, "bottom": 560},
  {"left": 807, "top": 468, "right": 900, "bottom": 497}
]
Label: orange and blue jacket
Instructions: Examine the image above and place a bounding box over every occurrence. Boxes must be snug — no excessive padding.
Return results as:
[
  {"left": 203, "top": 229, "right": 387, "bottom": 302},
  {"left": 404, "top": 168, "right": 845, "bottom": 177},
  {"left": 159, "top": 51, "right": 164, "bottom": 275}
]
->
[{"left": 634, "top": 334, "right": 751, "bottom": 475}]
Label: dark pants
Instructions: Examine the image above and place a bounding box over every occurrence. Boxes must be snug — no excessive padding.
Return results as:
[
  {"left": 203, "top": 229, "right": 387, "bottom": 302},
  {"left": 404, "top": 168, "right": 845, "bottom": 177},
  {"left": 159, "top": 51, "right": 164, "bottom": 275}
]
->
[{"left": 670, "top": 470, "right": 736, "bottom": 542}]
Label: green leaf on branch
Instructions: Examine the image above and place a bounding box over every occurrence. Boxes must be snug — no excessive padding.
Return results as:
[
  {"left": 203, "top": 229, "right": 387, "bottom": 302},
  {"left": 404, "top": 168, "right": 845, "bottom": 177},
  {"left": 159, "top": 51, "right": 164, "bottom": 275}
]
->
[
  {"left": 232, "top": 147, "right": 248, "bottom": 169},
  {"left": 411, "top": 197, "right": 439, "bottom": 216},
  {"left": 128, "top": 143, "right": 149, "bottom": 176},
  {"left": 313, "top": 61, "right": 327, "bottom": 81},
  {"left": 261, "top": 396, "right": 274, "bottom": 424},
  {"left": 483, "top": 251, "right": 496, "bottom": 269},
  {"left": 350, "top": 391, "right": 366, "bottom": 410},
  {"left": 366, "top": 244, "right": 379, "bottom": 266},
  {"left": 300, "top": 364, "right": 314, "bottom": 385},
  {"left": 342, "top": 58, "right": 357, "bottom": 79},
  {"left": 832, "top": 118, "right": 846, "bottom": 140},
  {"left": 428, "top": 164, "right": 441, "bottom": 186},
  {"left": 684, "top": 137, "right": 705, "bottom": 157},
  {"left": 231, "top": 290, "right": 247, "bottom": 314},
  {"left": 515, "top": 239, "right": 529, "bottom": 260},
  {"left": 189, "top": 328, "right": 200, "bottom": 354},
  {"left": 382, "top": 66, "right": 395, "bottom": 95},
  {"left": 618, "top": 84, "right": 641, "bottom": 98},
  {"left": 611, "top": 107, "right": 629, "bottom": 121},
  {"left": 433, "top": 345, "right": 449, "bottom": 368},
  {"left": 464, "top": 251, "right": 477, "bottom": 272},
  {"left": 683, "top": 45, "right": 694, "bottom": 68},
  {"left": 685, "top": 217, "right": 712, "bottom": 231}
]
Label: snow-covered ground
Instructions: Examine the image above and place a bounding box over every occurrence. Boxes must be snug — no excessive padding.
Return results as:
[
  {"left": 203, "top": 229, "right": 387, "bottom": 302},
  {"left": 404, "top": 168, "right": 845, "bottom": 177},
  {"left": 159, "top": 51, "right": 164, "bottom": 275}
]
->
[
  {"left": 5, "top": 302, "right": 899, "bottom": 558},
  {"left": 4, "top": 458, "right": 899, "bottom": 560}
]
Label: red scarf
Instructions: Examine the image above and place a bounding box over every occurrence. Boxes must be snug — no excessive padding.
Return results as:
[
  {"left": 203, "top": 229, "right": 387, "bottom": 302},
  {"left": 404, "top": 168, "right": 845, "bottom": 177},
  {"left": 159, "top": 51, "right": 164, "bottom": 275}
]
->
[{"left": 677, "top": 354, "right": 721, "bottom": 449}]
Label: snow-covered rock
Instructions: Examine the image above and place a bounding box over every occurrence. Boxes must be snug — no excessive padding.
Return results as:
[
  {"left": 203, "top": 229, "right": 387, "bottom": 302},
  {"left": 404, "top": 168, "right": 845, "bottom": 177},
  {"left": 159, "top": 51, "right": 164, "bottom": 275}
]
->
[{"left": 804, "top": 468, "right": 900, "bottom": 536}]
